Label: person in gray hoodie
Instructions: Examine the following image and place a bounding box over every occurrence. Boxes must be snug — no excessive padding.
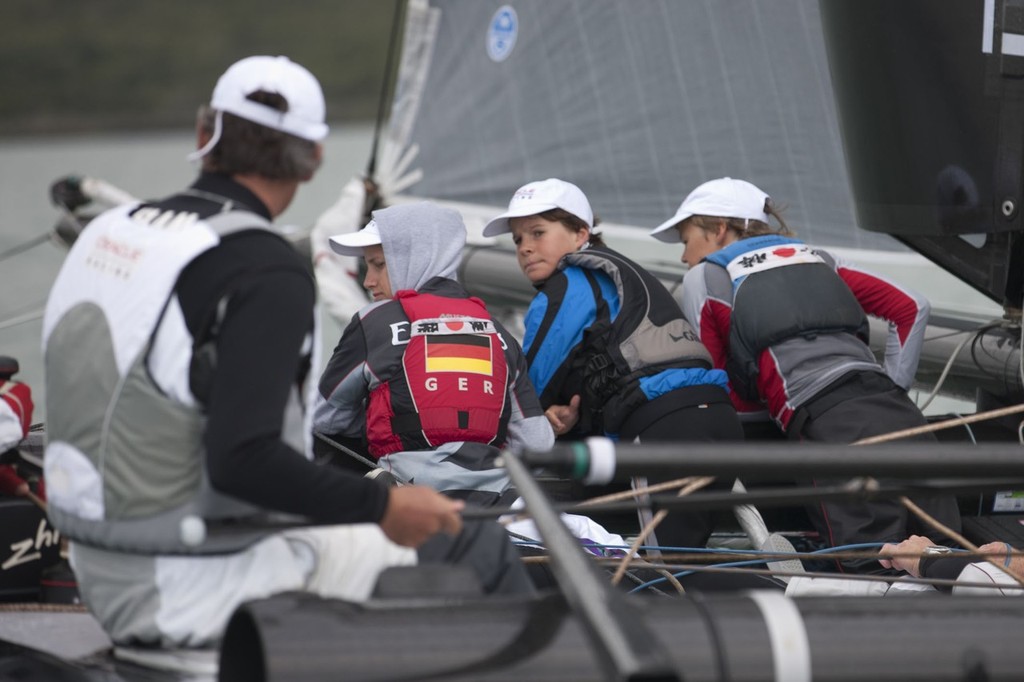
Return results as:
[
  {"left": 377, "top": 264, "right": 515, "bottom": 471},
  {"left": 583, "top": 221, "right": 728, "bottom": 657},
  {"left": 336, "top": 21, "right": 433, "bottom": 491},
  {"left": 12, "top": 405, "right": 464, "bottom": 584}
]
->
[{"left": 314, "top": 202, "right": 554, "bottom": 507}]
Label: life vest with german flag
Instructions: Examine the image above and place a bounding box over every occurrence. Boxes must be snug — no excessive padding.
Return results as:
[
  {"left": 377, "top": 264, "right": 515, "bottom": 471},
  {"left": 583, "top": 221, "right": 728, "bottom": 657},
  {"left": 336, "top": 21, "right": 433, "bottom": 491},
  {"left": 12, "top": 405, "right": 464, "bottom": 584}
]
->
[{"left": 365, "top": 290, "right": 510, "bottom": 457}]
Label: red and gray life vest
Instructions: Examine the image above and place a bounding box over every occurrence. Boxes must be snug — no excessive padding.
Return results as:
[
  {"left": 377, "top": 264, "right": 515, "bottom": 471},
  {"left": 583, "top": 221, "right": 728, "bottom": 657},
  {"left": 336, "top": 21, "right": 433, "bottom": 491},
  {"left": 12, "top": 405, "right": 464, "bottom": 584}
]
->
[
  {"left": 366, "top": 290, "right": 510, "bottom": 457},
  {"left": 703, "top": 235, "right": 869, "bottom": 401}
]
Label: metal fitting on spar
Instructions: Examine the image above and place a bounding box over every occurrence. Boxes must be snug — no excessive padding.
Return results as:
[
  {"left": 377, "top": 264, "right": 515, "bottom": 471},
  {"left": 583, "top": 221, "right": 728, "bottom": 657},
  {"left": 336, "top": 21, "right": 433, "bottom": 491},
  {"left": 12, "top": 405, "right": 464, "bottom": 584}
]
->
[{"left": 519, "top": 437, "right": 618, "bottom": 485}]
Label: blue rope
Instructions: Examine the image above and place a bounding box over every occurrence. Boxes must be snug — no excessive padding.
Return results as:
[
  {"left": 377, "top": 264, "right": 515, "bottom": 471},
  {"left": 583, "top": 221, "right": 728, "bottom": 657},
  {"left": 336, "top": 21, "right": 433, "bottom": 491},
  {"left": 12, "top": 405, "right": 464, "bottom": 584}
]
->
[
  {"left": 510, "top": 536, "right": 974, "bottom": 593},
  {"left": 626, "top": 542, "right": 891, "bottom": 593}
]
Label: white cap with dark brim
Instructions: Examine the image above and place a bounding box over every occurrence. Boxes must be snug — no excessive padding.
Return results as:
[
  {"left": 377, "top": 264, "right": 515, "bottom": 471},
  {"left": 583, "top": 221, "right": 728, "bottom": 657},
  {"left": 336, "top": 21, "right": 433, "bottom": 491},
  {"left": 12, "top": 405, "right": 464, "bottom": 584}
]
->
[
  {"left": 328, "top": 220, "right": 382, "bottom": 256},
  {"left": 650, "top": 177, "right": 771, "bottom": 243}
]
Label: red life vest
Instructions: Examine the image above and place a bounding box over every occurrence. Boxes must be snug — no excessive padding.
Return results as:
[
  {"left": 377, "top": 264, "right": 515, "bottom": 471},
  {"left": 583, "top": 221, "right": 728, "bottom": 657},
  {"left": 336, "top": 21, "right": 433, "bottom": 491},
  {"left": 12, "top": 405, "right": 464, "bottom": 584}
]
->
[{"left": 366, "top": 290, "right": 510, "bottom": 457}]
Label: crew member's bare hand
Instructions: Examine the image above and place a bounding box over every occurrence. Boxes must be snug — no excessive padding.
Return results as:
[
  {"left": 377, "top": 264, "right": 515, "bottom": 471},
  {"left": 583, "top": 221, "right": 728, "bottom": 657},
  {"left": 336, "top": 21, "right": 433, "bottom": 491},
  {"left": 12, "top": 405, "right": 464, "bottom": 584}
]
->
[
  {"left": 978, "top": 541, "right": 1023, "bottom": 573},
  {"left": 378, "top": 485, "right": 464, "bottom": 548},
  {"left": 545, "top": 395, "right": 581, "bottom": 436},
  {"left": 878, "top": 534, "right": 935, "bottom": 577}
]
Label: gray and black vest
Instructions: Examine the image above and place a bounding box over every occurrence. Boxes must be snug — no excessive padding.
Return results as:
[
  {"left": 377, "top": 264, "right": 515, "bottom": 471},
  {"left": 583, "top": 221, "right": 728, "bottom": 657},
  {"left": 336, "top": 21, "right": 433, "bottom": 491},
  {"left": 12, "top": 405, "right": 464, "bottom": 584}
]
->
[
  {"left": 704, "top": 235, "right": 868, "bottom": 401},
  {"left": 563, "top": 247, "right": 712, "bottom": 431},
  {"left": 42, "top": 201, "right": 315, "bottom": 555}
]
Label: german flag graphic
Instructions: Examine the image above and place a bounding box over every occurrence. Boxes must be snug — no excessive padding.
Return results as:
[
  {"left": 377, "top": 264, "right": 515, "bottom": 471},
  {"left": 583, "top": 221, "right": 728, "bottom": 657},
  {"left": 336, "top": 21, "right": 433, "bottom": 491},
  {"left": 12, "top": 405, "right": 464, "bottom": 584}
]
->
[{"left": 425, "top": 334, "right": 492, "bottom": 375}]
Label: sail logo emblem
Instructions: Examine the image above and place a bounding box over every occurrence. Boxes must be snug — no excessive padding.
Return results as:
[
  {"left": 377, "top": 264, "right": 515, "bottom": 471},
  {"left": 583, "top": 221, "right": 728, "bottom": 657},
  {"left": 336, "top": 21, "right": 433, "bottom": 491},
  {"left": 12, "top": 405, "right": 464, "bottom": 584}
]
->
[{"left": 487, "top": 6, "right": 518, "bottom": 62}]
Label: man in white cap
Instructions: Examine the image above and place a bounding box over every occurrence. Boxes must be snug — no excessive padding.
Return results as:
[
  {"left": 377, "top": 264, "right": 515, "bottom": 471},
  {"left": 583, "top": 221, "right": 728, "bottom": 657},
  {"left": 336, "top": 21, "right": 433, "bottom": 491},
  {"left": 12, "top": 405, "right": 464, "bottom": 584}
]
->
[{"left": 42, "top": 56, "right": 532, "bottom": 654}]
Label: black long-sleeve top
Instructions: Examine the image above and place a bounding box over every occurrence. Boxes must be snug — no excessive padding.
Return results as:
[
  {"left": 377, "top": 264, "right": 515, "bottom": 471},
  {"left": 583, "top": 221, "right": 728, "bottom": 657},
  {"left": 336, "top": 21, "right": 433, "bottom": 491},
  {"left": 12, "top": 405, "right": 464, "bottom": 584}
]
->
[{"left": 164, "top": 173, "right": 388, "bottom": 525}]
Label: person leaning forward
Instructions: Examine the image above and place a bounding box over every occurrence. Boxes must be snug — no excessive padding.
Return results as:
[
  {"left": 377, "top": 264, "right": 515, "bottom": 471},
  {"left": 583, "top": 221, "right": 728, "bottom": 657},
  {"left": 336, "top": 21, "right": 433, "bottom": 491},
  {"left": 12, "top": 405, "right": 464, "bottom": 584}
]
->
[
  {"left": 41, "top": 55, "right": 532, "bottom": 650},
  {"left": 651, "top": 177, "right": 963, "bottom": 573},
  {"left": 314, "top": 201, "right": 554, "bottom": 507}
]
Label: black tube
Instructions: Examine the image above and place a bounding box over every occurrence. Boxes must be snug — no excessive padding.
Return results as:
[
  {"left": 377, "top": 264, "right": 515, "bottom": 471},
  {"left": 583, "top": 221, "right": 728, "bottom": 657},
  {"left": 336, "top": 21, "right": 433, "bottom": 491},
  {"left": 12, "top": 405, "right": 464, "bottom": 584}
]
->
[
  {"left": 524, "top": 441, "right": 1024, "bottom": 481},
  {"left": 219, "top": 592, "right": 1024, "bottom": 681},
  {"left": 460, "top": 477, "right": 1024, "bottom": 521}
]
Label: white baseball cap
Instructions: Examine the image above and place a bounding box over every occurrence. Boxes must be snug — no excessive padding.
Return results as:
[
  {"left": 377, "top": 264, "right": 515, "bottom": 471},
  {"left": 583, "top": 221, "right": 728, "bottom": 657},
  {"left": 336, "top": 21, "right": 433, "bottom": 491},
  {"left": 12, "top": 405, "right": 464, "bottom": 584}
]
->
[
  {"left": 650, "top": 177, "right": 771, "bottom": 243},
  {"left": 329, "top": 220, "right": 382, "bottom": 256},
  {"left": 189, "top": 55, "right": 329, "bottom": 161},
  {"left": 482, "top": 178, "right": 596, "bottom": 237}
]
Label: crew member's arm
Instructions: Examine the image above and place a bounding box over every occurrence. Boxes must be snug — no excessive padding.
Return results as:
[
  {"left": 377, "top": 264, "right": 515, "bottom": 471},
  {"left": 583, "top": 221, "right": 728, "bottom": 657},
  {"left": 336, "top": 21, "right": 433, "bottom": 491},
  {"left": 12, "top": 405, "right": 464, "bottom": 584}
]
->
[
  {"left": 680, "top": 264, "right": 727, "bottom": 367},
  {"left": 875, "top": 535, "right": 1020, "bottom": 595},
  {"left": 314, "top": 312, "right": 372, "bottom": 438},
  {"left": 830, "top": 252, "right": 929, "bottom": 391},
  {"left": 201, "top": 265, "right": 388, "bottom": 525},
  {"left": 499, "top": 324, "right": 555, "bottom": 453},
  {"left": 522, "top": 271, "right": 596, "bottom": 435},
  {"left": 681, "top": 263, "right": 764, "bottom": 415}
]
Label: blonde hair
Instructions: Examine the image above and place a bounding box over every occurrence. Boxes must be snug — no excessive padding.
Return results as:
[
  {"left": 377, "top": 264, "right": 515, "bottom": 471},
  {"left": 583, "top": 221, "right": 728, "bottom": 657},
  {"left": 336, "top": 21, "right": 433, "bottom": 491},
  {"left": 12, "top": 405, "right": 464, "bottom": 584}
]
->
[{"left": 686, "top": 198, "right": 793, "bottom": 239}]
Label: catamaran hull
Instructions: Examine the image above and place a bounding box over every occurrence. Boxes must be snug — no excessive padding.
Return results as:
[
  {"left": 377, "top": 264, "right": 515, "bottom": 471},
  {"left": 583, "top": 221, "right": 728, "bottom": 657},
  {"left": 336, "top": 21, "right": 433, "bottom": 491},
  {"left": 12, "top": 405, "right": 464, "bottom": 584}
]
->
[{"left": 220, "top": 591, "right": 1024, "bottom": 682}]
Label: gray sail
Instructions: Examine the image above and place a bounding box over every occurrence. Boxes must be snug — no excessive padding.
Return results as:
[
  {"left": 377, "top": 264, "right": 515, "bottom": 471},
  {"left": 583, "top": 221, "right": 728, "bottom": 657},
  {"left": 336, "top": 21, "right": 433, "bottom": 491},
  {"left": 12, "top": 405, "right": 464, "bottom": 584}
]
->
[{"left": 379, "top": 0, "right": 900, "bottom": 251}]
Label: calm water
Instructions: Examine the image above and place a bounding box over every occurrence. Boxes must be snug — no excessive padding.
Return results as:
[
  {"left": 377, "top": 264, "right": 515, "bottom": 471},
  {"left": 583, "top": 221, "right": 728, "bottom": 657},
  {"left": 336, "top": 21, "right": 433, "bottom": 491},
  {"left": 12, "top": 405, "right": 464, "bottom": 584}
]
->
[{"left": 0, "top": 124, "right": 374, "bottom": 421}]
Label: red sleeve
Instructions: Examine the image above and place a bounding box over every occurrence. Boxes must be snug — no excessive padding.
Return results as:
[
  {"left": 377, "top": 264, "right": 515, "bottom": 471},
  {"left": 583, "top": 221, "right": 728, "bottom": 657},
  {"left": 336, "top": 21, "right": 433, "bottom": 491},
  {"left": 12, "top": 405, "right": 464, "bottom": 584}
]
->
[
  {"left": 701, "top": 299, "right": 765, "bottom": 413},
  {"left": 0, "top": 381, "right": 33, "bottom": 438},
  {"left": 836, "top": 266, "right": 923, "bottom": 346}
]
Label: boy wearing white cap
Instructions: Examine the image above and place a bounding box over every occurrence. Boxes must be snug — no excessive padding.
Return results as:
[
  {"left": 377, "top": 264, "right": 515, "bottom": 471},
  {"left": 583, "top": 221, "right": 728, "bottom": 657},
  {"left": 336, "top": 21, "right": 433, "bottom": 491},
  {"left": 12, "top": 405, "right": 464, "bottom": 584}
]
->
[
  {"left": 652, "top": 177, "right": 962, "bottom": 572},
  {"left": 42, "top": 56, "right": 532, "bottom": 654},
  {"left": 486, "top": 178, "right": 745, "bottom": 553}
]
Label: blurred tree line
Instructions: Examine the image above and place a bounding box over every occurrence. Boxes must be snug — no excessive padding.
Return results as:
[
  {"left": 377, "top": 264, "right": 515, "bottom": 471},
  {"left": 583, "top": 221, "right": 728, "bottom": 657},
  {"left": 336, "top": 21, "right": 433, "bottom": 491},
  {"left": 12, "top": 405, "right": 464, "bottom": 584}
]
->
[{"left": 0, "top": 0, "right": 401, "bottom": 136}]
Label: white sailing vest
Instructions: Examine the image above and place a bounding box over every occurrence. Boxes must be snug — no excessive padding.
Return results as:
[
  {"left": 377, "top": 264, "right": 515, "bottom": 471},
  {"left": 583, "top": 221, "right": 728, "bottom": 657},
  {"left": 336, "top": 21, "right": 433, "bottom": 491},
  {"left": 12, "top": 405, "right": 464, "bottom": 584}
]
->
[{"left": 42, "top": 201, "right": 316, "bottom": 554}]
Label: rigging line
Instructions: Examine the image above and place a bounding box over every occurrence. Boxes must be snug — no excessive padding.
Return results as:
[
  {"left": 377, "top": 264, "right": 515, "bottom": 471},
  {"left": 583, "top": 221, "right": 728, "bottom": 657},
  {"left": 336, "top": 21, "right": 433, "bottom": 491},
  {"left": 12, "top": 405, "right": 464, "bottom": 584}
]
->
[
  {"left": 3, "top": 295, "right": 48, "bottom": 320},
  {"left": 916, "top": 330, "right": 976, "bottom": 411},
  {"left": 969, "top": 325, "right": 1012, "bottom": 382},
  {"left": 466, "top": 478, "right": 1024, "bottom": 521},
  {"left": 523, "top": 544, "right": 1005, "bottom": 569},
  {"left": 0, "top": 233, "right": 52, "bottom": 262},
  {"left": 610, "top": 475, "right": 715, "bottom": 586},
  {"left": 948, "top": 412, "right": 978, "bottom": 446},
  {"left": 366, "top": 0, "right": 406, "bottom": 179},
  {"left": 900, "top": 495, "right": 1024, "bottom": 587},
  {"left": 0, "top": 309, "right": 44, "bottom": 332},
  {"left": 923, "top": 321, "right": 1001, "bottom": 343},
  {"left": 513, "top": 544, "right": 886, "bottom": 562},
  {"left": 626, "top": 561, "right": 1020, "bottom": 595},
  {"left": 311, "top": 431, "right": 410, "bottom": 484},
  {"left": 655, "top": 568, "right": 686, "bottom": 595},
  {"left": 852, "top": 401, "right": 1024, "bottom": 445},
  {"left": 526, "top": 545, "right": 1019, "bottom": 573},
  {"left": 577, "top": 476, "right": 701, "bottom": 506}
]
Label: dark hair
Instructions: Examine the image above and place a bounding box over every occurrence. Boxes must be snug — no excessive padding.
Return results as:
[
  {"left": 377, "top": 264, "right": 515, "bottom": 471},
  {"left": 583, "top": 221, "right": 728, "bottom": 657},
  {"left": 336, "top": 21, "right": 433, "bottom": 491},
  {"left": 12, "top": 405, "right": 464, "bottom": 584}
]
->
[
  {"left": 687, "top": 197, "right": 793, "bottom": 239},
  {"left": 537, "top": 207, "right": 606, "bottom": 248},
  {"left": 197, "top": 91, "right": 321, "bottom": 180}
]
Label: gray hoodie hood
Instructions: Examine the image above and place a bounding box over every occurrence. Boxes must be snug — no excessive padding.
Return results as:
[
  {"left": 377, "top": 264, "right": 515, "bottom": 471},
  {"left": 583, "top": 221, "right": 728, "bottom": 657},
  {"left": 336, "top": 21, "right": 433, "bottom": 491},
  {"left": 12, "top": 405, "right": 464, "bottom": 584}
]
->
[{"left": 374, "top": 201, "right": 466, "bottom": 292}]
